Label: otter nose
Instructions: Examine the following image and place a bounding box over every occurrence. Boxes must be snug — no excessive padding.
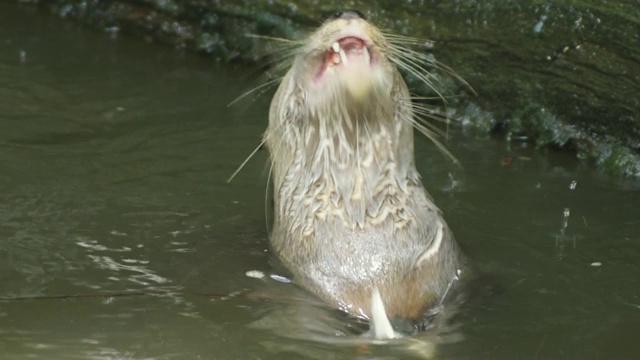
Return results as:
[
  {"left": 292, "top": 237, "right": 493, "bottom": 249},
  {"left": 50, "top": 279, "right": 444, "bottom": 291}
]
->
[{"left": 331, "top": 10, "right": 366, "bottom": 20}]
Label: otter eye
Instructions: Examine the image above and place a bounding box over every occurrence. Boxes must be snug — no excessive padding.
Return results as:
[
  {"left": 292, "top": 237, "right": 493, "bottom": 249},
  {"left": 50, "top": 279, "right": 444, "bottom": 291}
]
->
[{"left": 331, "top": 10, "right": 366, "bottom": 20}]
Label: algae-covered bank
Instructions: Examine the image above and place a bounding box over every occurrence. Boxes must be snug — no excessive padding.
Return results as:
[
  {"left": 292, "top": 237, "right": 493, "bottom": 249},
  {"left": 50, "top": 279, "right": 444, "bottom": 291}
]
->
[{"left": 28, "top": 0, "right": 640, "bottom": 176}]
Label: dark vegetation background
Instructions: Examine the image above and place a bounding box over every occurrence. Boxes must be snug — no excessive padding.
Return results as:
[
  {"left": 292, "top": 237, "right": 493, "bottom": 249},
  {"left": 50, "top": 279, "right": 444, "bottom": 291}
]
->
[{"left": 26, "top": 0, "right": 640, "bottom": 176}]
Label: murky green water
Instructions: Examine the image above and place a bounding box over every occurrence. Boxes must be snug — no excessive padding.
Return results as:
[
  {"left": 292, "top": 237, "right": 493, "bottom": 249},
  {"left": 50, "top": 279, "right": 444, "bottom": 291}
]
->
[{"left": 1, "top": 3, "right": 639, "bottom": 360}]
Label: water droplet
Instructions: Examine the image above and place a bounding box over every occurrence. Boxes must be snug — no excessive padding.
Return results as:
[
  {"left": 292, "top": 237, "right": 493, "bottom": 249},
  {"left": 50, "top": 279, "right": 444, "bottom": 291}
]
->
[
  {"left": 569, "top": 180, "right": 578, "bottom": 190},
  {"left": 533, "top": 15, "right": 547, "bottom": 33},
  {"left": 270, "top": 274, "right": 292, "bottom": 283},
  {"left": 245, "top": 270, "right": 264, "bottom": 279}
]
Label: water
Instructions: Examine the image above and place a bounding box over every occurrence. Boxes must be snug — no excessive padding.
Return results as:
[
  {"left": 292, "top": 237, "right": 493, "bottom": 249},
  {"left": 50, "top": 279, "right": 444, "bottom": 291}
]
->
[{"left": 1, "top": 3, "right": 639, "bottom": 360}]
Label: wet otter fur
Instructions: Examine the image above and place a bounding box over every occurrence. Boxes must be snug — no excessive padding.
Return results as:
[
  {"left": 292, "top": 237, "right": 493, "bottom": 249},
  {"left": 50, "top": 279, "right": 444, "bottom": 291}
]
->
[{"left": 264, "top": 10, "right": 464, "bottom": 334}]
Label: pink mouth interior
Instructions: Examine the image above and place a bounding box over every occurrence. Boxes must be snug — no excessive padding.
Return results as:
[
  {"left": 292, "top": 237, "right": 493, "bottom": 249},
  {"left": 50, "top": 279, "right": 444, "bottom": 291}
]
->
[
  {"left": 315, "top": 36, "right": 368, "bottom": 80},
  {"left": 338, "top": 36, "right": 366, "bottom": 53}
]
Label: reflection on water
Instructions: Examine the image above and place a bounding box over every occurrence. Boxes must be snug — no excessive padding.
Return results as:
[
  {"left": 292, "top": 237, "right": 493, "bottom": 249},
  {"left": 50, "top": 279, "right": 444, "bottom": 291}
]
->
[{"left": 1, "top": 2, "right": 639, "bottom": 360}]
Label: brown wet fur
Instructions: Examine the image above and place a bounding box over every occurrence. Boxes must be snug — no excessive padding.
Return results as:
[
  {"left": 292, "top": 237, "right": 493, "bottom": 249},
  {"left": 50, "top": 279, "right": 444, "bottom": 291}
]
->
[{"left": 264, "top": 11, "right": 464, "bottom": 324}]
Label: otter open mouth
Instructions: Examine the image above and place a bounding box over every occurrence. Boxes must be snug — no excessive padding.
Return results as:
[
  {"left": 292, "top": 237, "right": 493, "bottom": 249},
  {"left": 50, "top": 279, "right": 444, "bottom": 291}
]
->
[
  {"left": 317, "top": 36, "right": 372, "bottom": 80},
  {"left": 329, "top": 37, "right": 369, "bottom": 65}
]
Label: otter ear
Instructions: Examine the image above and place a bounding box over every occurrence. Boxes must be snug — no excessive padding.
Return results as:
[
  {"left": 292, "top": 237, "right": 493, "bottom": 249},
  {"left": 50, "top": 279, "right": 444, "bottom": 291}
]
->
[{"left": 415, "top": 221, "right": 444, "bottom": 267}]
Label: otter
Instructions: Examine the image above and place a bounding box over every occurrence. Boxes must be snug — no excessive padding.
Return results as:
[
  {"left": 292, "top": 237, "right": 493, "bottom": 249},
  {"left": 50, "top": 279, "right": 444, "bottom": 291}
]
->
[{"left": 264, "top": 10, "right": 464, "bottom": 337}]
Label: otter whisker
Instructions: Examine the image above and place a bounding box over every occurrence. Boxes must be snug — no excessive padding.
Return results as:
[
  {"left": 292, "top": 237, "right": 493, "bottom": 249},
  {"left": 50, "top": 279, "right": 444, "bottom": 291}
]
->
[
  {"left": 241, "top": 33, "right": 301, "bottom": 69},
  {"left": 399, "top": 111, "right": 458, "bottom": 164},
  {"left": 227, "top": 43, "right": 299, "bottom": 107},
  {"left": 401, "top": 100, "right": 456, "bottom": 124},
  {"left": 227, "top": 76, "right": 284, "bottom": 107},
  {"left": 394, "top": 46, "right": 437, "bottom": 64},
  {"left": 261, "top": 52, "right": 299, "bottom": 72},
  {"left": 411, "top": 109, "right": 454, "bottom": 128},
  {"left": 245, "top": 34, "right": 304, "bottom": 63},
  {"left": 386, "top": 46, "right": 447, "bottom": 97},
  {"left": 239, "top": 35, "right": 303, "bottom": 86},
  {"left": 379, "top": 30, "right": 434, "bottom": 46},
  {"left": 380, "top": 29, "right": 475, "bottom": 96},
  {"left": 385, "top": 37, "right": 432, "bottom": 47},
  {"left": 245, "top": 33, "right": 304, "bottom": 45},
  {"left": 389, "top": 54, "right": 447, "bottom": 102},
  {"left": 226, "top": 138, "right": 267, "bottom": 183},
  {"left": 261, "top": 52, "right": 297, "bottom": 71},
  {"left": 388, "top": 44, "right": 475, "bottom": 99},
  {"left": 404, "top": 100, "right": 452, "bottom": 133},
  {"left": 228, "top": 105, "right": 296, "bottom": 184},
  {"left": 389, "top": 46, "right": 440, "bottom": 70},
  {"left": 398, "top": 47, "right": 474, "bottom": 94},
  {"left": 226, "top": 50, "right": 295, "bottom": 108},
  {"left": 226, "top": 45, "right": 301, "bottom": 182},
  {"left": 423, "top": 60, "right": 474, "bottom": 94},
  {"left": 403, "top": 111, "right": 448, "bottom": 139},
  {"left": 405, "top": 96, "right": 460, "bottom": 142},
  {"left": 409, "top": 95, "right": 464, "bottom": 101},
  {"left": 411, "top": 110, "right": 453, "bottom": 140}
]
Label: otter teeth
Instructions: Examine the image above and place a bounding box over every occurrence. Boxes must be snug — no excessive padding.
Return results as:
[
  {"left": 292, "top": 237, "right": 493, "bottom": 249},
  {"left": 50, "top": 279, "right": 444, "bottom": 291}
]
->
[
  {"left": 331, "top": 41, "right": 349, "bottom": 65},
  {"left": 339, "top": 48, "right": 349, "bottom": 64}
]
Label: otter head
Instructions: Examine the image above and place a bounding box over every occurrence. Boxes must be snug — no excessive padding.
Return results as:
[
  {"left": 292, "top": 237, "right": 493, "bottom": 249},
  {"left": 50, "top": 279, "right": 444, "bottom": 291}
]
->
[
  {"left": 296, "top": 11, "right": 399, "bottom": 115},
  {"left": 295, "top": 11, "right": 396, "bottom": 107},
  {"left": 267, "top": 10, "right": 413, "bottom": 176}
]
